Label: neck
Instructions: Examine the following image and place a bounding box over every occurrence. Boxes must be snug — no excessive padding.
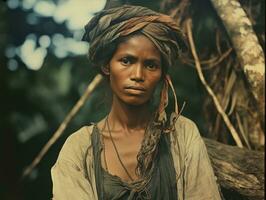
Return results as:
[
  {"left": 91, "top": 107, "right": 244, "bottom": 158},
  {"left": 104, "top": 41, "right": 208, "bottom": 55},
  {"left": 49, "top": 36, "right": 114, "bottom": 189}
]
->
[{"left": 108, "top": 95, "right": 151, "bottom": 132}]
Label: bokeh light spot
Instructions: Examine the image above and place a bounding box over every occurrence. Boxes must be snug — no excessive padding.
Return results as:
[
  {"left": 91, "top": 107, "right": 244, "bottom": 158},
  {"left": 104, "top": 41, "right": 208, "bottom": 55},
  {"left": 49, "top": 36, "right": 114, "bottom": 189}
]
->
[
  {"left": 5, "top": 46, "right": 16, "bottom": 58},
  {"left": 52, "top": 33, "right": 65, "bottom": 47},
  {"left": 22, "top": 0, "right": 37, "bottom": 10},
  {"left": 26, "top": 13, "right": 40, "bottom": 25},
  {"left": 7, "top": 0, "right": 20, "bottom": 9},
  {"left": 34, "top": 1, "right": 56, "bottom": 17},
  {"left": 19, "top": 36, "right": 47, "bottom": 70},
  {"left": 8, "top": 0, "right": 107, "bottom": 70},
  {"left": 7, "top": 59, "right": 18, "bottom": 71},
  {"left": 39, "top": 35, "right": 51, "bottom": 48}
]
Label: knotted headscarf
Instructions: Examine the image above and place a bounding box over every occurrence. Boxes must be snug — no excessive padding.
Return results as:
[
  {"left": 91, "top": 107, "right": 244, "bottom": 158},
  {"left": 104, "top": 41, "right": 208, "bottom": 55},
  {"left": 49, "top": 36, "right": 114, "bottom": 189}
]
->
[
  {"left": 82, "top": 5, "right": 187, "bottom": 191},
  {"left": 82, "top": 5, "right": 186, "bottom": 68}
]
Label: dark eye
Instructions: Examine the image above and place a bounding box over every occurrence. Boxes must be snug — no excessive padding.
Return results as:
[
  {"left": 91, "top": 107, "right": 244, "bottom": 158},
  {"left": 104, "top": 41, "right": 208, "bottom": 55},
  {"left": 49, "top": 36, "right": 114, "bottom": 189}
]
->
[
  {"left": 145, "top": 61, "right": 160, "bottom": 70},
  {"left": 120, "top": 57, "right": 131, "bottom": 66}
]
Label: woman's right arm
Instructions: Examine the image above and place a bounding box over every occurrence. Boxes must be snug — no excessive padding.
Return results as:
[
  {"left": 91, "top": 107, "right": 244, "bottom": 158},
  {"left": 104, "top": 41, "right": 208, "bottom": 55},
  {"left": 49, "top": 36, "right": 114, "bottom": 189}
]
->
[
  {"left": 51, "top": 126, "right": 97, "bottom": 200},
  {"left": 51, "top": 159, "right": 95, "bottom": 200}
]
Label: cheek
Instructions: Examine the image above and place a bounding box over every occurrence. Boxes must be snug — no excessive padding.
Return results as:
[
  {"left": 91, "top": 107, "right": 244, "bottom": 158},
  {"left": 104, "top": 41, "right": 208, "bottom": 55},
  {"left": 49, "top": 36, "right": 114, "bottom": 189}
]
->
[
  {"left": 109, "top": 74, "right": 118, "bottom": 90},
  {"left": 150, "top": 72, "right": 162, "bottom": 88},
  {"left": 109, "top": 68, "right": 125, "bottom": 91}
]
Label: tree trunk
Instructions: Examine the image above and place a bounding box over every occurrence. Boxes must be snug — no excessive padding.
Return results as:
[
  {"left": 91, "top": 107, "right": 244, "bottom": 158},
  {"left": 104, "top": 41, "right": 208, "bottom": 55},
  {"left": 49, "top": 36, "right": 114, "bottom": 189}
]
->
[
  {"left": 209, "top": 0, "right": 265, "bottom": 125},
  {"left": 204, "top": 138, "right": 265, "bottom": 200}
]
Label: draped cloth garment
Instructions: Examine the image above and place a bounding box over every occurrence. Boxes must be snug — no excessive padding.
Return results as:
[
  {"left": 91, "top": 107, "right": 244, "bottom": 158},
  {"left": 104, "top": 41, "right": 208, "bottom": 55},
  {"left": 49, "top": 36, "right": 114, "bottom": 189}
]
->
[
  {"left": 51, "top": 116, "right": 222, "bottom": 200},
  {"left": 92, "top": 125, "right": 178, "bottom": 200}
]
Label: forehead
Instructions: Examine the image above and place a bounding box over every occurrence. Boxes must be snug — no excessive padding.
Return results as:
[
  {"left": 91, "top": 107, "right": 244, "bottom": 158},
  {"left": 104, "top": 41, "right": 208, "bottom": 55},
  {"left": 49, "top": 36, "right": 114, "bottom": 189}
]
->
[{"left": 114, "top": 34, "right": 161, "bottom": 59}]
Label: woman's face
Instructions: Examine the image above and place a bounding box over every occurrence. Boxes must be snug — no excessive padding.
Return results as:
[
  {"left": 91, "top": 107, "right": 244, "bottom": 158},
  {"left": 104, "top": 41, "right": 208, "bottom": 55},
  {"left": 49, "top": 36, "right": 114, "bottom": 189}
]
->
[{"left": 106, "top": 34, "right": 162, "bottom": 106}]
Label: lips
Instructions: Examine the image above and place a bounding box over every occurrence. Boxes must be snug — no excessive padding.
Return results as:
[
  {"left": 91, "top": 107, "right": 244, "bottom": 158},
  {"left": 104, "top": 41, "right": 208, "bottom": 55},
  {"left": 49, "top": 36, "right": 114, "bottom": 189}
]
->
[
  {"left": 125, "top": 86, "right": 146, "bottom": 91},
  {"left": 124, "top": 86, "right": 146, "bottom": 95}
]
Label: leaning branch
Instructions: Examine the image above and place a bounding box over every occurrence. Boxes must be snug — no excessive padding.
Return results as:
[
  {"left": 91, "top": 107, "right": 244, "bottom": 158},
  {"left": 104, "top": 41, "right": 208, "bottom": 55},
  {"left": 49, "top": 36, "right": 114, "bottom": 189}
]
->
[{"left": 21, "top": 74, "right": 104, "bottom": 179}]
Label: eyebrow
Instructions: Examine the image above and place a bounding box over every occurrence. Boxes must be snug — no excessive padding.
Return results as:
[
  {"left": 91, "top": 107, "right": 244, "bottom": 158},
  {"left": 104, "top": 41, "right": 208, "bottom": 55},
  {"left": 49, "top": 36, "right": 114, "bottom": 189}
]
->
[
  {"left": 117, "top": 53, "right": 161, "bottom": 63},
  {"left": 145, "top": 58, "right": 161, "bottom": 64}
]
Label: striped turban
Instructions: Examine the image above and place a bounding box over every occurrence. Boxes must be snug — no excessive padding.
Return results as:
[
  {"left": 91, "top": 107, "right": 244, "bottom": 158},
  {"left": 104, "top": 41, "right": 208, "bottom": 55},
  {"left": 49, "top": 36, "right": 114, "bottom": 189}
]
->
[{"left": 82, "top": 5, "right": 187, "bottom": 69}]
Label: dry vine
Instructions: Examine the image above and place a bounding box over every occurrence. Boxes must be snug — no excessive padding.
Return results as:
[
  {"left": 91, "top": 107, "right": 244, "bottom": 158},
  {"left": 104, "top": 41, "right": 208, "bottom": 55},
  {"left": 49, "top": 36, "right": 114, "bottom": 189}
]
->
[
  {"left": 186, "top": 18, "right": 243, "bottom": 148},
  {"left": 162, "top": 0, "right": 264, "bottom": 150}
]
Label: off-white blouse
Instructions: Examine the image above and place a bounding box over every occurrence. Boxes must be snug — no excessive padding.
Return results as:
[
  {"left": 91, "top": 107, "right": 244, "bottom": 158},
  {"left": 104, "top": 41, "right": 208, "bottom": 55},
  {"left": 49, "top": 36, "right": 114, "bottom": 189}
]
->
[{"left": 51, "top": 116, "right": 221, "bottom": 200}]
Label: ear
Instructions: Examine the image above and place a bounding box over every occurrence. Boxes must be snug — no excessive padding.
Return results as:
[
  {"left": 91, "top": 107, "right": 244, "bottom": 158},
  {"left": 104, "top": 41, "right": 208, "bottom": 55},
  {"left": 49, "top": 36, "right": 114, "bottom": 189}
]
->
[{"left": 101, "top": 65, "right": 110, "bottom": 75}]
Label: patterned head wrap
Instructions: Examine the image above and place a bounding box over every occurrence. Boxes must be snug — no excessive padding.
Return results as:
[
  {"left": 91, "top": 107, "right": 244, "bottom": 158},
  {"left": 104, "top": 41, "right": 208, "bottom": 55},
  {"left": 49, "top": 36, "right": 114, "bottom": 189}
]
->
[{"left": 82, "top": 4, "right": 187, "bottom": 69}]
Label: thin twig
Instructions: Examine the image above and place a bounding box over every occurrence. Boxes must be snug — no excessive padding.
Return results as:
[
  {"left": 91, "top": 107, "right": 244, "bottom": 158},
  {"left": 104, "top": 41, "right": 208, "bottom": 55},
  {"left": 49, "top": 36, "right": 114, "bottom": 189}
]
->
[
  {"left": 186, "top": 18, "right": 243, "bottom": 148},
  {"left": 204, "top": 48, "right": 233, "bottom": 69},
  {"left": 21, "top": 74, "right": 104, "bottom": 179},
  {"left": 216, "top": 30, "right": 222, "bottom": 55},
  {"left": 236, "top": 113, "right": 251, "bottom": 149},
  {"left": 182, "top": 48, "right": 232, "bottom": 70}
]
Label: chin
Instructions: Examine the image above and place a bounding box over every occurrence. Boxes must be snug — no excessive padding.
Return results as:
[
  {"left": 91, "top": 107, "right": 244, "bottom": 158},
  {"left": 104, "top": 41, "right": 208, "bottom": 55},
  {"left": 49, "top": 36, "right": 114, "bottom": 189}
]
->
[{"left": 122, "top": 96, "right": 150, "bottom": 106}]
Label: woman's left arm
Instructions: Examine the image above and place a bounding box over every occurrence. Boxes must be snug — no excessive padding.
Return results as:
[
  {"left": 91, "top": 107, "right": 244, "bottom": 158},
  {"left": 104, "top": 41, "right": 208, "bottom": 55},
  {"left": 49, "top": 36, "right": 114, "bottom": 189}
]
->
[{"left": 183, "top": 122, "right": 222, "bottom": 200}]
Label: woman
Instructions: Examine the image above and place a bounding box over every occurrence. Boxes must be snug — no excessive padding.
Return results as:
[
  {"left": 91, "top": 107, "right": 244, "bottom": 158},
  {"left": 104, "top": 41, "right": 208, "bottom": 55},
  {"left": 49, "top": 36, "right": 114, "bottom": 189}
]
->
[{"left": 51, "top": 5, "right": 221, "bottom": 200}]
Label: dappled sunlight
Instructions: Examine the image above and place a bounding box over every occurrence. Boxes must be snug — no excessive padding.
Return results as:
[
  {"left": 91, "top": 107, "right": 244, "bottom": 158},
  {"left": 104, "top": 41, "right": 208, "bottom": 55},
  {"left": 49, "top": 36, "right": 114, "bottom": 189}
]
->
[
  {"left": 33, "top": 1, "right": 56, "bottom": 17},
  {"left": 39, "top": 35, "right": 51, "bottom": 48},
  {"left": 51, "top": 33, "right": 89, "bottom": 58},
  {"left": 19, "top": 35, "right": 47, "bottom": 70},
  {"left": 6, "top": 0, "right": 106, "bottom": 70}
]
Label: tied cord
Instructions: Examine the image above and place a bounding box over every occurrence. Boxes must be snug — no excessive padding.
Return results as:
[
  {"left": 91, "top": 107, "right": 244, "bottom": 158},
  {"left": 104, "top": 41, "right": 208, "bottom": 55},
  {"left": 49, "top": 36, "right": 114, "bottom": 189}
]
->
[
  {"left": 156, "top": 75, "right": 178, "bottom": 126},
  {"left": 134, "top": 74, "right": 186, "bottom": 195},
  {"left": 106, "top": 116, "right": 134, "bottom": 182},
  {"left": 156, "top": 74, "right": 186, "bottom": 133},
  {"left": 165, "top": 74, "right": 178, "bottom": 114}
]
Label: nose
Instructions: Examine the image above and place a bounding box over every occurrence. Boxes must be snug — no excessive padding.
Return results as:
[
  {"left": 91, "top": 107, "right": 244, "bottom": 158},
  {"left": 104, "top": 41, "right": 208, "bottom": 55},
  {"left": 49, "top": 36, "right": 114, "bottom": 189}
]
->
[{"left": 130, "top": 64, "right": 144, "bottom": 82}]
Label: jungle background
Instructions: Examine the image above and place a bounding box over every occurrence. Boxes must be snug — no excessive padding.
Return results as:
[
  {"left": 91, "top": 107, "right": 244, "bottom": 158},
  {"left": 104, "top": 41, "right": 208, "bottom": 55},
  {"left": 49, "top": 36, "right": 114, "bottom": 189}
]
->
[{"left": 0, "top": 0, "right": 264, "bottom": 199}]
